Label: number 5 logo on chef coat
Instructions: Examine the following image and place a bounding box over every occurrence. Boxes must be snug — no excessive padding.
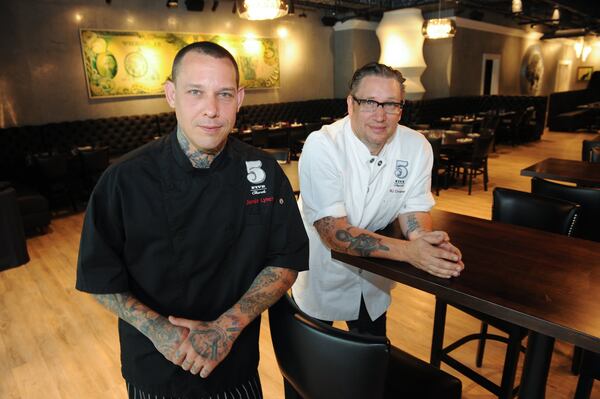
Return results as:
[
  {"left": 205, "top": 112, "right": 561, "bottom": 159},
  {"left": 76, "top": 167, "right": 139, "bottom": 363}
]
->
[
  {"left": 246, "top": 160, "right": 266, "bottom": 184},
  {"left": 395, "top": 160, "right": 409, "bottom": 179}
]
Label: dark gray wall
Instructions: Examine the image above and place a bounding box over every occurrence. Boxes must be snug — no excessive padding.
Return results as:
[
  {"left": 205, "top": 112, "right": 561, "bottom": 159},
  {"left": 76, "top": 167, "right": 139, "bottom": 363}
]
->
[
  {"left": 333, "top": 28, "right": 380, "bottom": 98},
  {"left": 0, "top": 0, "right": 334, "bottom": 127},
  {"left": 450, "top": 28, "right": 524, "bottom": 96}
]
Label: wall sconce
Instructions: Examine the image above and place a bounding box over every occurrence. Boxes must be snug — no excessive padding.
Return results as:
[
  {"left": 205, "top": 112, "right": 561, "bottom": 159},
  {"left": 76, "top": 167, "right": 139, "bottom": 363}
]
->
[
  {"left": 582, "top": 45, "right": 592, "bottom": 62},
  {"left": 166, "top": 0, "right": 178, "bottom": 8},
  {"left": 574, "top": 37, "right": 593, "bottom": 62},
  {"left": 574, "top": 38, "right": 584, "bottom": 58},
  {"left": 237, "top": 0, "right": 288, "bottom": 20}
]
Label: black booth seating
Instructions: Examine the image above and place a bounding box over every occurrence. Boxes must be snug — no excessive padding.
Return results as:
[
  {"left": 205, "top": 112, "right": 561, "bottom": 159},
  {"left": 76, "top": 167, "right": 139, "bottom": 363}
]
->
[{"left": 548, "top": 71, "right": 600, "bottom": 132}]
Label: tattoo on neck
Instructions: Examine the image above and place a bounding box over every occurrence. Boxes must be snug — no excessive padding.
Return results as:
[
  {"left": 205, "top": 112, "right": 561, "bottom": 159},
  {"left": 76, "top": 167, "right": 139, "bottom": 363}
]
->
[
  {"left": 336, "top": 228, "right": 389, "bottom": 257},
  {"left": 177, "top": 126, "right": 219, "bottom": 169}
]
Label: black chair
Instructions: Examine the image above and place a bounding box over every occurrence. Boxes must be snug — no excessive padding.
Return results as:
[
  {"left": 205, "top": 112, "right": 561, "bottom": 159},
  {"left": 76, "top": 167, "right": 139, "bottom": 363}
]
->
[
  {"left": 591, "top": 147, "right": 600, "bottom": 163},
  {"left": 453, "top": 134, "right": 494, "bottom": 195},
  {"left": 251, "top": 126, "right": 270, "bottom": 148},
  {"left": 531, "top": 177, "right": 600, "bottom": 243},
  {"left": 270, "top": 294, "right": 462, "bottom": 399},
  {"left": 13, "top": 183, "right": 51, "bottom": 235},
  {"left": 530, "top": 177, "right": 600, "bottom": 378},
  {"left": 0, "top": 186, "right": 29, "bottom": 271},
  {"left": 79, "top": 146, "right": 110, "bottom": 197},
  {"left": 427, "top": 137, "right": 448, "bottom": 196},
  {"left": 431, "top": 187, "right": 580, "bottom": 399},
  {"left": 263, "top": 148, "right": 290, "bottom": 164},
  {"left": 581, "top": 138, "right": 600, "bottom": 162},
  {"left": 574, "top": 350, "right": 600, "bottom": 399},
  {"left": 34, "top": 154, "right": 78, "bottom": 212}
]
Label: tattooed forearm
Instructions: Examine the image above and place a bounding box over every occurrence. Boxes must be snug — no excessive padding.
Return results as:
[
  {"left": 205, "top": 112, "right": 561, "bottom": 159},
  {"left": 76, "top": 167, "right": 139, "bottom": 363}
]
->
[
  {"left": 233, "top": 266, "right": 297, "bottom": 321},
  {"left": 315, "top": 216, "right": 390, "bottom": 256},
  {"left": 177, "top": 126, "right": 222, "bottom": 168},
  {"left": 405, "top": 213, "right": 421, "bottom": 236},
  {"left": 335, "top": 229, "right": 390, "bottom": 256},
  {"left": 93, "top": 293, "right": 181, "bottom": 347},
  {"left": 314, "top": 216, "right": 337, "bottom": 238}
]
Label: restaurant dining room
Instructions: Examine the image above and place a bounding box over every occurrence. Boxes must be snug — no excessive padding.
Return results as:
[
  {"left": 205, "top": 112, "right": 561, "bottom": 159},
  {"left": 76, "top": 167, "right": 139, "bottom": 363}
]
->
[{"left": 1, "top": 0, "right": 599, "bottom": 398}]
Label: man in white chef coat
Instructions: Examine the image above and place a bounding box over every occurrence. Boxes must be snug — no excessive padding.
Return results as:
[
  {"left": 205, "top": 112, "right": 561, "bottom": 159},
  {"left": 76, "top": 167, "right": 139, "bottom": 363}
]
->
[{"left": 292, "top": 62, "right": 464, "bottom": 335}]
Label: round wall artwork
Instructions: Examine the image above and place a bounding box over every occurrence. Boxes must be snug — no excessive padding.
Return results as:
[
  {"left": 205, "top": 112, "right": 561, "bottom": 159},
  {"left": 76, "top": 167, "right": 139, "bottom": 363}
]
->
[{"left": 520, "top": 44, "right": 544, "bottom": 95}]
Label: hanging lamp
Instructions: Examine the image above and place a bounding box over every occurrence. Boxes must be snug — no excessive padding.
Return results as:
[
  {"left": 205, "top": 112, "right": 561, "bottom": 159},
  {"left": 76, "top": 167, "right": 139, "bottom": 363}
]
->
[
  {"left": 422, "top": 0, "right": 456, "bottom": 39},
  {"left": 237, "top": 0, "right": 288, "bottom": 20}
]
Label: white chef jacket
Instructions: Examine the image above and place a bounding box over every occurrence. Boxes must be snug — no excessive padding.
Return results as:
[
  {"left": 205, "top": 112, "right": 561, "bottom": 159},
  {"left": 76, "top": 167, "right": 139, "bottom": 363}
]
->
[{"left": 292, "top": 116, "right": 435, "bottom": 321}]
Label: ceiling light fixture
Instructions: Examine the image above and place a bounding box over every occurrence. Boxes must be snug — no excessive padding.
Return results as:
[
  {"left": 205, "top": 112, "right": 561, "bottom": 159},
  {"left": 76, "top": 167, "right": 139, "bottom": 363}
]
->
[
  {"left": 166, "top": 0, "right": 178, "bottom": 8},
  {"left": 237, "top": 0, "right": 288, "bottom": 20},
  {"left": 551, "top": 6, "right": 560, "bottom": 25},
  {"left": 422, "top": 0, "right": 456, "bottom": 40},
  {"left": 511, "top": 0, "right": 522, "bottom": 14}
]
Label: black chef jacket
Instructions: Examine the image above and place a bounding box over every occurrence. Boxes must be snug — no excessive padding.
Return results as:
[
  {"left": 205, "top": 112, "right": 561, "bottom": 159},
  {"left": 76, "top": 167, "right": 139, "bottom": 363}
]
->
[{"left": 76, "top": 131, "right": 309, "bottom": 398}]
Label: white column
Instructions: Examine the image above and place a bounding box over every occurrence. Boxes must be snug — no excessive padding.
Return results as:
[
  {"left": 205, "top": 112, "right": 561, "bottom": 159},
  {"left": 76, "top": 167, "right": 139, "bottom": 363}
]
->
[{"left": 376, "top": 8, "right": 426, "bottom": 100}]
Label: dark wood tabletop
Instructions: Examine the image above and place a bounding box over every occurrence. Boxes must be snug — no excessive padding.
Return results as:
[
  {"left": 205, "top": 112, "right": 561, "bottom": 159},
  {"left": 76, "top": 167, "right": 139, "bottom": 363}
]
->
[
  {"left": 520, "top": 157, "right": 600, "bottom": 187},
  {"left": 332, "top": 209, "right": 600, "bottom": 354},
  {"left": 333, "top": 209, "right": 600, "bottom": 397},
  {"left": 419, "top": 129, "right": 477, "bottom": 147}
]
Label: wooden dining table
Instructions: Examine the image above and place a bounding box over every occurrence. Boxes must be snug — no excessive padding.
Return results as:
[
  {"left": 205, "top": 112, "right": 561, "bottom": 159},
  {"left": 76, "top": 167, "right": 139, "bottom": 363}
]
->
[
  {"left": 520, "top": 157, "right": 600, "bottom": 187},
  {"left": 419, "top": 129, "right": 478, "bottom": 148},
  {"left": 332, "top": 209, "right": 600, "bottom": 398}
]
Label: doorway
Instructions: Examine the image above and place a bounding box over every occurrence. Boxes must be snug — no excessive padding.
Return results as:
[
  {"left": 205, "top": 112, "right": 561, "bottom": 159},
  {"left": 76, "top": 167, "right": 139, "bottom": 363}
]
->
[
  {"left": 555, "top": 60, "right": 572, "bottom": 92},
  {"left": 481, "top": 54, "right": 500, "bottom": 95}
]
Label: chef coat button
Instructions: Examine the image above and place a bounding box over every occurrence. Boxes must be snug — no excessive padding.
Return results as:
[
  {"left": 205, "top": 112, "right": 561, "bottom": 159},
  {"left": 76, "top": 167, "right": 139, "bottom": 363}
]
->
[
  {"left": 370, "top": 158, "right": 375, "bottom": 163},
  {"left": 377, "top": 160, "right": 382, "bottom": 166}
]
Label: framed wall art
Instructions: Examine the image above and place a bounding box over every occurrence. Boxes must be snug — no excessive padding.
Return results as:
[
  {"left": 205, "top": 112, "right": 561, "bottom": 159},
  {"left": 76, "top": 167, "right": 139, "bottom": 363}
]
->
[
  {"left": 80, "top": 29, "right": 280, "bottom": 98},
  {"left": 576, "top": 66, "right": 593, "bottom": 81}
]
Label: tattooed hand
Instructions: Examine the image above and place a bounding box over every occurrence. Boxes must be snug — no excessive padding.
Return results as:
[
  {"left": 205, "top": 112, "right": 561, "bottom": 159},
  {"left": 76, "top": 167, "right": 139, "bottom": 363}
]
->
[{"left": 168, "top": 314, "right": 242, "bottom": 378}]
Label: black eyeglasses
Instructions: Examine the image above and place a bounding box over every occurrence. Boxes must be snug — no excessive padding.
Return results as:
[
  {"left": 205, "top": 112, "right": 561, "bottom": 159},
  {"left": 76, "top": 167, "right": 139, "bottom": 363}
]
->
[{"left": 352, "top": 96, "right": 405, "bottom": 115}]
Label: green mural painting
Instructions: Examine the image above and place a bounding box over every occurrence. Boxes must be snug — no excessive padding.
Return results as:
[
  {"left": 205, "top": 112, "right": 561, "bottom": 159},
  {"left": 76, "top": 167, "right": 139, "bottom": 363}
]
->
[{"left": 80, "top": 29, "right": 280, "bottom": 98}]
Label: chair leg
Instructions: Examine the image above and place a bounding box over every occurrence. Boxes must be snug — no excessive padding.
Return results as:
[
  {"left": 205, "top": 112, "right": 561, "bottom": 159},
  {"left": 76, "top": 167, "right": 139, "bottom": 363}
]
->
[
  {"left": 498, "top": 330, "right": 523, "bottom": 399},
  {"left": 430, "top": 298, "right": 447, "bottom": 367},
  {"left": 574, "top": 375, "right": 594, "bottom": 399},
  {"left": 284, "top": 378, "right": 303, "bottom": 399},
  {"left": 475, "top": 322, "right": 488, "bottom": 367},
  {"left": 572, "top": 345, "right": 583, "bottom": 375},
  {"left": 483, "top": 162, "right": 489, "bottom": 191},
  {"left": 468, "top": 169, "right": 473, "bottom": 195}
]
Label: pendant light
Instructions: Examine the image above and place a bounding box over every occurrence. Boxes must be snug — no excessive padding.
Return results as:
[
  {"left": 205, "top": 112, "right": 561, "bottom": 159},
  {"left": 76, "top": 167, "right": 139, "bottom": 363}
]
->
[
  {"left": 237, "top": 0, "right": 288, "bottom": 20},
  {"left": 422, "top": 0, "right": 456, "bottom": 40}
]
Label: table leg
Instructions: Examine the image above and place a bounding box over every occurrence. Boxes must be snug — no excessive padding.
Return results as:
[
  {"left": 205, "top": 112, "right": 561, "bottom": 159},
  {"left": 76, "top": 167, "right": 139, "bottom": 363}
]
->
[{"left": 518, "top": 332, "right": 555, "bottom": 399}]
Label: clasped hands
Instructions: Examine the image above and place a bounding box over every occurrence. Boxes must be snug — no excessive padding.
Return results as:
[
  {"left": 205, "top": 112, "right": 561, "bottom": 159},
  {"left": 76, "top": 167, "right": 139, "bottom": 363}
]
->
[
  {"left": 152, "top": 315, "right": 241, "bottom": 378},
  {"left": 407, "top": 230, "right": 464, "bottom": 278}
]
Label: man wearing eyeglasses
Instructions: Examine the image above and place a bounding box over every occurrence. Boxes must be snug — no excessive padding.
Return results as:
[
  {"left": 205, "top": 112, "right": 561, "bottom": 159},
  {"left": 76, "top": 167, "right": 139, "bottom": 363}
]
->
[{"left": 292, "top": 62, "right": 464, "bottom": 336}]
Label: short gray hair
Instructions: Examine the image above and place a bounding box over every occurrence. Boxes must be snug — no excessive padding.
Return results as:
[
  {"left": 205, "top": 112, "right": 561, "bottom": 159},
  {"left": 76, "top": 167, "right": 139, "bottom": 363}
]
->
[{"left": 349, "top": 62, "right": 406, "bottom": 96}]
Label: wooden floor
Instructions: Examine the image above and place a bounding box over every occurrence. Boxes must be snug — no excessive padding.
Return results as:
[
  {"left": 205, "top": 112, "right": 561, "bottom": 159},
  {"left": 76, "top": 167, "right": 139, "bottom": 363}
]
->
[{"left": 1, "top": 130, "right": 599, "bottom": 399}]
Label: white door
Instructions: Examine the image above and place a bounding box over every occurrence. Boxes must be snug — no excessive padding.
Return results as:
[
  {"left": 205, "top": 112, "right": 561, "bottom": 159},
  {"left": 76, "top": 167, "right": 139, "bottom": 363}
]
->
[{"left": 555, "top": 60, "right": 572, "bottom": 92}]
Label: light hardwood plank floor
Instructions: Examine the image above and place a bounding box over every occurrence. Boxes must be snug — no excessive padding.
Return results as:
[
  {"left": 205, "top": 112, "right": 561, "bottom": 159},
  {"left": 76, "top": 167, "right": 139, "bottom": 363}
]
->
[{"left": 1, "top": 130, "right": 598, "bottom": 399}]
